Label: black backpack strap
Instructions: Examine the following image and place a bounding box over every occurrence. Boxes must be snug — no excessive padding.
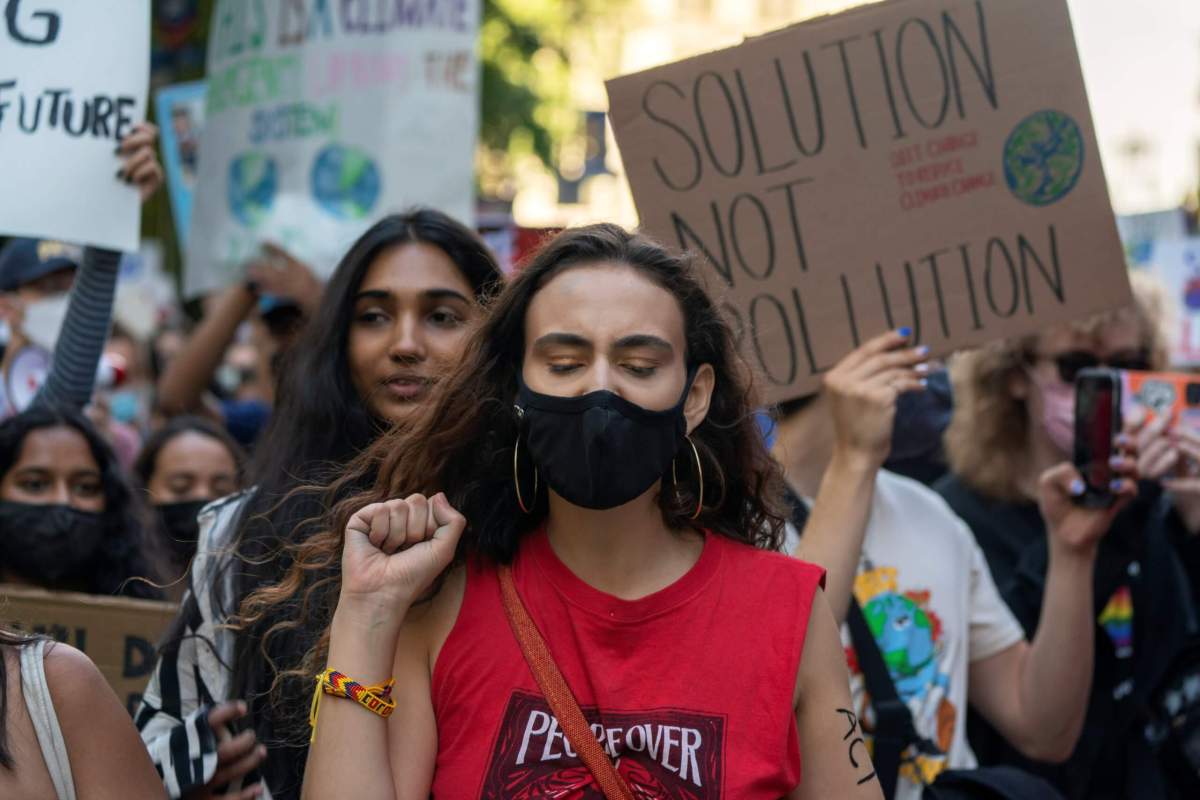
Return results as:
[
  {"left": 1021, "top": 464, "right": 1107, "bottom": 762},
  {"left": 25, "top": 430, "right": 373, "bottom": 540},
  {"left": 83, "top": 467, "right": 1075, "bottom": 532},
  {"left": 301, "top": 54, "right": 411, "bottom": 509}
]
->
[
  {"left": 846, "top": 600, "right": 921, "bottom": 800},
  {"left": 785, "top": 486, "right": 937, "bottom": 797}
]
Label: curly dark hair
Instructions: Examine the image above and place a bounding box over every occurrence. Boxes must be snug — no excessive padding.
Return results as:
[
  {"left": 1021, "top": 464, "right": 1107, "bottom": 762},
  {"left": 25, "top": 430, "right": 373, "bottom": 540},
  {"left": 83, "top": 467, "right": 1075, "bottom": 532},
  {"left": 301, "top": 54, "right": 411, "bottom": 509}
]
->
[
  {"left": 0, "top": 405, "right": 160, "bottom": 599},
  {"left": 235, "top": 223, "right": 788, "bottom": 758}
]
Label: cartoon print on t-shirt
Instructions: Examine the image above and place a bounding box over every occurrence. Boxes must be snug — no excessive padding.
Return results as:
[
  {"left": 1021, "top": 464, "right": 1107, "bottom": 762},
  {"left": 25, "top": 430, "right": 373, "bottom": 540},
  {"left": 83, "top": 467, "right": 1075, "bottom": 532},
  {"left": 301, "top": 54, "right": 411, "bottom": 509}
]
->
[
  {"left": 481, "top": 691, "right": 726, "bottom": 799},
  {"left": 847, "top": 566, "right": 955, "bottom": 787}
]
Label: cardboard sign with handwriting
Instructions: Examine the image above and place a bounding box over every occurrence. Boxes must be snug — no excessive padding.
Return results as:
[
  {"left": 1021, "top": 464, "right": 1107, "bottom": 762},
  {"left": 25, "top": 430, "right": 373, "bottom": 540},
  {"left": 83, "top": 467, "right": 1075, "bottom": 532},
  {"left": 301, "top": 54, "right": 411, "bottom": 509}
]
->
[
  {"left": 607, "top": 0, "right": 1131, "bottom": 401},
  {"left": 1, "top": 585, "right": 178, "bottom": 715}
]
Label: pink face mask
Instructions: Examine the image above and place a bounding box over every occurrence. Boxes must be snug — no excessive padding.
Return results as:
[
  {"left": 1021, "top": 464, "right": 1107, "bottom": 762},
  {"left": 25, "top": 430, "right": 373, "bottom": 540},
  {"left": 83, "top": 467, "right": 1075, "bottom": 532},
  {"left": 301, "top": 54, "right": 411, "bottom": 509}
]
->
[{"left": 1034, "top": 373, "right": 1076, "bottom": 456}]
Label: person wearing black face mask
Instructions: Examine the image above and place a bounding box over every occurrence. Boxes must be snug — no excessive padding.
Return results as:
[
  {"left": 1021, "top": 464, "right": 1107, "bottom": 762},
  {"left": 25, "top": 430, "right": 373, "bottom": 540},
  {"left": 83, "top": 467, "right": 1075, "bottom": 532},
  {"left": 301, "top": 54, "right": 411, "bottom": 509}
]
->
[
  {"left": 245, "top": 224, "right": 882, "bottom": 799},
  {"left": 0, "top": 405, "right": 160, "bottom": 599},
  {"left": 134, "top": 416, "right": 244, "bottom": 599}
]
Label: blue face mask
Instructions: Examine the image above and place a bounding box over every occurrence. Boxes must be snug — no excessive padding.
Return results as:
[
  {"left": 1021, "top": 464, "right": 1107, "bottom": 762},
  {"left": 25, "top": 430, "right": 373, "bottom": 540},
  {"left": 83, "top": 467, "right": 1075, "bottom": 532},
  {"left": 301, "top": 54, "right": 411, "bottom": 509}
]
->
[
  {"left": 888, "top": 369, "right": 953, "bottom": 463},
  {"left": 108, "top": 390, "right": 141, "bottom": 425}
]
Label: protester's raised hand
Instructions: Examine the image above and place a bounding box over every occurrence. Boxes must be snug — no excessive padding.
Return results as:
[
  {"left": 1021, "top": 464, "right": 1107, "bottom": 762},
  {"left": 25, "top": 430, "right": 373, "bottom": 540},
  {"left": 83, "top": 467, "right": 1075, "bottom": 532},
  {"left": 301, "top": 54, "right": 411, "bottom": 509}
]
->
[
  {"left": 1038, "top": 449, "right": 1138, "bottom": 555},
  {"left": 339, "top": 494, "right": 466, "bottom": 618},
  {"left": 244, "top": 243, "right": 323, "bottom": 314},
  {"left": 181, "top": 701, "right": 264, "bottom": 800},
  {"left": 823, "top": 329, "right": 928, "bottom": 469},
  {"left": 116, "top": 121, "right": 165, "bottom": 203}
]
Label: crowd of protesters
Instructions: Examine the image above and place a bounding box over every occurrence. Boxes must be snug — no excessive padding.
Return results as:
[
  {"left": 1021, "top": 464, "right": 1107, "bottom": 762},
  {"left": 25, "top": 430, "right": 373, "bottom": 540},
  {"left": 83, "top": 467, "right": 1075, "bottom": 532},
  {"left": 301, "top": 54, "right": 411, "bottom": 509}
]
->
[{"left": 0, "top": 120, "right": 1198, "bottom": 800}]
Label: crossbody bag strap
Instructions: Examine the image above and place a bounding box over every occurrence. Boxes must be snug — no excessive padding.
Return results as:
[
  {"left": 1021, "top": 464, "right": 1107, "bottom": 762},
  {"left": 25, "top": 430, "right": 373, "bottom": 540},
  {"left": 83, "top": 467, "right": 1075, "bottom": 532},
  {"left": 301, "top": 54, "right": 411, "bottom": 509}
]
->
[
  {"left": 847, "top": 598, "right": 934, "bottom": 800},
  {"left": 498, "top": 565, "right": 635, "bottom": 800}
]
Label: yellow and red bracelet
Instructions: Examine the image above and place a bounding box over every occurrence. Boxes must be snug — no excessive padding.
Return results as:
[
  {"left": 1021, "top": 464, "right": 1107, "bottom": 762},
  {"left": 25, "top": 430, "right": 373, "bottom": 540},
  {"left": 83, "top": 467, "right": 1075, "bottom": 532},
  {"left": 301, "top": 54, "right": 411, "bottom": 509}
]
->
[{"left": 309, "top": 668, "right": 396, "bottom": 741}]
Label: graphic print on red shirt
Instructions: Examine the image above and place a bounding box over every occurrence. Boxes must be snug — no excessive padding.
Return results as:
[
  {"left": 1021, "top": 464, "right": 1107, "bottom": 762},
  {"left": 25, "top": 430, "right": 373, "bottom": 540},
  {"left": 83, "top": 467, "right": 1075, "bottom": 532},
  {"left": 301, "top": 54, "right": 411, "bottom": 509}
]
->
[
  {"left": 430, "top": 530, "right": 826, "bottom": 799},
  {"left": 481, "top": 690, "right": 725, "bottom": 799}
]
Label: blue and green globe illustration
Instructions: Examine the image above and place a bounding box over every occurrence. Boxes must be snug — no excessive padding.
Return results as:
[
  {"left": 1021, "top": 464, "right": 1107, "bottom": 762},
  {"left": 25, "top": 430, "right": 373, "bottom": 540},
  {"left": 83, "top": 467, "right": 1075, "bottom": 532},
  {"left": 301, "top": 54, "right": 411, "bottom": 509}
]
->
[
  {"left": 1003, "top": 109, "right": 1085, "bottom": 206},
  {"left": 227, "top": 152, "right": 278, "bottom": 228},
  {"left": 311, "top": 144, "right": 382, "bottom": 220}
]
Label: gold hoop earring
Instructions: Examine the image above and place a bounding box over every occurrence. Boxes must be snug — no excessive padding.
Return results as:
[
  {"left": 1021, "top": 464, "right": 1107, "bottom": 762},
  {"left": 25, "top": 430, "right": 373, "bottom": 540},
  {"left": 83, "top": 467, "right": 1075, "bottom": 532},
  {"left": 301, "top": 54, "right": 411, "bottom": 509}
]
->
[
  {"left": 671, "top": 435, "right": 704, "bottom": 520},
  {"left": 513, "top": 435, "right": 538, "bottom": 514}
]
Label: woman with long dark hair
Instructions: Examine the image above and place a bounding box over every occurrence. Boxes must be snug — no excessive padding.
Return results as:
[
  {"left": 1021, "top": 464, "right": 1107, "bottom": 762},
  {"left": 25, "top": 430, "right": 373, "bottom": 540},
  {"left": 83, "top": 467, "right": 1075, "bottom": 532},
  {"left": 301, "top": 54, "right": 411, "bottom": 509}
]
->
[
  {"left": 135, "top": 210, "right": 503, "bottom": 800},
  {"left": 0, "top": 405, "right": 159, "bottom": 599},
  {"left": 240, "top": 225, "right": 881, "bottom": 799}
]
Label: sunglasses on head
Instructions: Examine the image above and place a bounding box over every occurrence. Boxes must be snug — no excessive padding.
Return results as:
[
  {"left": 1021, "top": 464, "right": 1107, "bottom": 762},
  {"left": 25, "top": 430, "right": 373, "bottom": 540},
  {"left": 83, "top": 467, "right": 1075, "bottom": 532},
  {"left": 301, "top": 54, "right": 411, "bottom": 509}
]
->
[{"left": 1039, "top": 350, "right": 1151, "bottom": 384}]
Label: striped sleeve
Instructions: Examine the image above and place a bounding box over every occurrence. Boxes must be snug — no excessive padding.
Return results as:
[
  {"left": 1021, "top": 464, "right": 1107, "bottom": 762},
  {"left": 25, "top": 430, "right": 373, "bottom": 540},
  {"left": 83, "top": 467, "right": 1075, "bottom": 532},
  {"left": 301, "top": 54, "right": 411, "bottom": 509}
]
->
[
  {"left": 31, "top": 246, "right": 121, "bottom": 412},
  {"left": 136, "top": 494, "right": 249, "bottom": 798}
]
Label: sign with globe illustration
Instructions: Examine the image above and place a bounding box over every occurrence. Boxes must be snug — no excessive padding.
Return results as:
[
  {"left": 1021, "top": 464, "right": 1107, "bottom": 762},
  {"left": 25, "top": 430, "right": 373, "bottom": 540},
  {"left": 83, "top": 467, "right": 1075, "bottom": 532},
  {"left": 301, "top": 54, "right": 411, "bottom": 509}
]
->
[
  {"left": 227, "top": 153, "right": 279, "bottom": 228},
  {"left": 185, "top": 0, "right": 480, "bottom": 298},
  {"left": 1003, "top": 110, "right": 1085, "bottom": 207},
  {"left": 311, "top": 144, "right": 382, "bottom": 221}
]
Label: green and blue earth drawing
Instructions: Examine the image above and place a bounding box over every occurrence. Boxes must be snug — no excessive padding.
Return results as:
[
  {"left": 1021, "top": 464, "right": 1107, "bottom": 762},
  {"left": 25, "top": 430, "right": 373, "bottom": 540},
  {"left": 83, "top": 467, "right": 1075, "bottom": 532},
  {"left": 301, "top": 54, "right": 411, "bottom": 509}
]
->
[
  {"left": 1003, "top": 109, "right": 1085, "bottom": 206},
  {"left": 863, "top": 592, "right": 951, "bottom": 700},
  {"left": 311, "top": 144, "right": 382, "bottom": 221},
  {"left": 227, "top": 152, "right": 279, "bottom": 228}
]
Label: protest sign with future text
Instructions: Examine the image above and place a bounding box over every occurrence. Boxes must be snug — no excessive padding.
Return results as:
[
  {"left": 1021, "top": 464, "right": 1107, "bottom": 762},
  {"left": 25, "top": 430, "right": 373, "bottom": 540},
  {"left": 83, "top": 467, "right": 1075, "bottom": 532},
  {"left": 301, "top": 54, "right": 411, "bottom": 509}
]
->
[{"left": 0, "top": 0, "right": 150, "bottom": 252}]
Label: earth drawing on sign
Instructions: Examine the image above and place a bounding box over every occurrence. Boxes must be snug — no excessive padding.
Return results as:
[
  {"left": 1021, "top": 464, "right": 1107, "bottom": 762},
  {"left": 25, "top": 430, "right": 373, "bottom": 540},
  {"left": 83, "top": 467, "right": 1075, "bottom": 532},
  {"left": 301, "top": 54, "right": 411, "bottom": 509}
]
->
[
  {"left": 1002, "top": 110, "right": 1085, "bottom": 207},
  {"left": 311, "top": 144, "right": 382, "bottom": 221},
  {"left": 227, "top": 152, "right": 278, "bottom": 228}
]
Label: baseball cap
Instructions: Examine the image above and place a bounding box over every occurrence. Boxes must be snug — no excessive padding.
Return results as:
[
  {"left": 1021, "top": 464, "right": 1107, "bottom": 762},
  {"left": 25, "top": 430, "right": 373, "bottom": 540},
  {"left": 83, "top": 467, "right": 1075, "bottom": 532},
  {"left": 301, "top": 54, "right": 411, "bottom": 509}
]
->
[{"left": 0, "top": 239, "right": 82, "bottom": 292}]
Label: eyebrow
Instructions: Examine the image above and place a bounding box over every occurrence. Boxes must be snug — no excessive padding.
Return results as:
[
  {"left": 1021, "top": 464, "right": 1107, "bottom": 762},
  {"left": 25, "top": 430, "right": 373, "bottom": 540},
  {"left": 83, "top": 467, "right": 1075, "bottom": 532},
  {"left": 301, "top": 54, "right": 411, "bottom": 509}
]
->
[
  {"left": 531, "top": 332, "right": 675, "bottom": 354},
  {"left": 354, "top": 288, "right": 472, "bottom": 304},
  {"left": 613, "top": 334, "right": 674, "bottom": 354}
]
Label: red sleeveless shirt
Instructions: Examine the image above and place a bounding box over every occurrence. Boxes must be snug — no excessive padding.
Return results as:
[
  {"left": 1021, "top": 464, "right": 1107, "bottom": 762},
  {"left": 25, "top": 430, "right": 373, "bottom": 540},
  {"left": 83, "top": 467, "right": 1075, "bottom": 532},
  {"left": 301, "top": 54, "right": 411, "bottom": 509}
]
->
[{"left": 430, "top": 530, "right": 826, "bottom": 798}]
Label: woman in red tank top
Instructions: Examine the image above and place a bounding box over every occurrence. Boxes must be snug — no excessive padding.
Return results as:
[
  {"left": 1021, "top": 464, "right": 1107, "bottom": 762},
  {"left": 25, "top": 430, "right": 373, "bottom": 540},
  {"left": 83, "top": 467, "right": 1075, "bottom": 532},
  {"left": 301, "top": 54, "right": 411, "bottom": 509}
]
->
[{"left": 247, "top": 225, "right": 884, "bottom": 799}]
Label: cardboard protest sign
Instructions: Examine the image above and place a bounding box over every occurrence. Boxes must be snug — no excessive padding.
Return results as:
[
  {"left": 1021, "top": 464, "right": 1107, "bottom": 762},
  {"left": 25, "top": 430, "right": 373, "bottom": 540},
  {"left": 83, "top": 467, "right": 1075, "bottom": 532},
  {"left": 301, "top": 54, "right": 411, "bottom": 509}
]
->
[
  {"left": 186, "top": 0, "right": 480, "bottom": 298},
  {"left": 0, "top": 585, "right": 178, "bottom": 715},
  {"left": 0, "top": 0, "right": 150, "bottom": 252},
  {"left": 607, "top": 0, "right": 1132, "bottom": 401},
  {"left": 156, "top": 81, "right": 207, "bottom": 250}
]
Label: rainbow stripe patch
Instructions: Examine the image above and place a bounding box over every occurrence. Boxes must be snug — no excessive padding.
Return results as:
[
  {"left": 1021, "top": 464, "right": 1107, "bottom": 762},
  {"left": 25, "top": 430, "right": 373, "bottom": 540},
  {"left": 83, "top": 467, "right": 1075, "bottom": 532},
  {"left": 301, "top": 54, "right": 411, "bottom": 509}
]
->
[{"left": 1098, "top": 586, "right": 1134, "bottom": 659}]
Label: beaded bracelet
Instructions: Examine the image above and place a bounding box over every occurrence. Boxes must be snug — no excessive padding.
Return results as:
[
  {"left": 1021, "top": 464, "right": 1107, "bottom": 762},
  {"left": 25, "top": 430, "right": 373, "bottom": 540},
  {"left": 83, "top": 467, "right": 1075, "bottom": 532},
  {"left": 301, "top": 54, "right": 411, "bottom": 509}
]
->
[{"left": 308, "top": 668, "right": 396, "bottom": 741}]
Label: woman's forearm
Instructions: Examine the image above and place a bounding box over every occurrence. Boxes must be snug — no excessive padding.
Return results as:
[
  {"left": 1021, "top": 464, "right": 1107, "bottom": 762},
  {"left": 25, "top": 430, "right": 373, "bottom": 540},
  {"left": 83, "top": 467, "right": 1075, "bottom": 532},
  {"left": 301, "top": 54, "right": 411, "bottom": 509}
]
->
[
  {"left": 302, "top": 607, "right": 406, "bottom": 800},
  {"left": 156, "top": 284, "right": 255, "bottom": 415},
  {"left": 1017, "top": 543, "right": 1096, "bottom": 761},
  {"left": 793, "top": 449, "right": 879, "bottom": 625}
]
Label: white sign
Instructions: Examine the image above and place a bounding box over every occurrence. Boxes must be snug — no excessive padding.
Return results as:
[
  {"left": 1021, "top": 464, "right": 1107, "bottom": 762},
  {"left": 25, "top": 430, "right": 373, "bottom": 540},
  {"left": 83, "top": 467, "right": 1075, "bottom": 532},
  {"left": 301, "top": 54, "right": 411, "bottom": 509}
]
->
[
  {"left": 0, "top": 0, "right": 149, "bottom": 252},
  {"left": 186, "top": 0, "right": 480, "bottom": 298},
  {"left": 1141, "top": 238, "right": 1200, "bottom": 365}
]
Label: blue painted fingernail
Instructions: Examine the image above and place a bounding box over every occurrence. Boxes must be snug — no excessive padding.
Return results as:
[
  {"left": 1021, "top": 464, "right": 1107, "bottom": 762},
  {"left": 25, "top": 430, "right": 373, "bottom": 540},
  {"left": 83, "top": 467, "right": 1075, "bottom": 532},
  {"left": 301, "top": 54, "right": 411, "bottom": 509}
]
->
[
  {"left": 897, "top": 327, "right": 912, "bottom": 338},
  {"left": 916, "top": 345, "right": 930, "bottom": 357},
  {"left": 1109, "top": 479, "right": 1124, "bottom": 492},
  {"left": 1070, "top": 479, "right": 1086, "bottom": 496},
  {"left": 1108, "top": 455, "right": 1123, "bottom": 468}
]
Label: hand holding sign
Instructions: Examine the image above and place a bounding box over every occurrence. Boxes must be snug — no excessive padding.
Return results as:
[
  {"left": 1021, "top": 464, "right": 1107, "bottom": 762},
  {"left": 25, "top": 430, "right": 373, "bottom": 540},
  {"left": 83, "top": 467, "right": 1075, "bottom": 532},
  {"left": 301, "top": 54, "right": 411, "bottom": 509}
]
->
[
  {"left": 116, "top": 121, "right": 164, "bottom": 203},
  {"left": 824, "top": 329, "right": 930, "bottom": 471}
]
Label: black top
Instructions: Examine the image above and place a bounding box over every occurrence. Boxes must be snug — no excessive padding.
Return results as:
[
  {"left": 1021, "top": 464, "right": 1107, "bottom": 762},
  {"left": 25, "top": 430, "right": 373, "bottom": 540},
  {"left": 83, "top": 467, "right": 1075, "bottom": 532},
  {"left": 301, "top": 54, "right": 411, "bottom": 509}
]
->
[{"left": 935, "top": 474, "right": 1199, "bottom": 800}]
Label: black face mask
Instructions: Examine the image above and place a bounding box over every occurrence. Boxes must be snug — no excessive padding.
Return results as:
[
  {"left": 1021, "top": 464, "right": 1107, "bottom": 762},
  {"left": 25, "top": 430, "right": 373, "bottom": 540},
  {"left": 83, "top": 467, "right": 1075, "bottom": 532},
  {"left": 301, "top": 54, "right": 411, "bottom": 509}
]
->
[
  {"left": 0, "top": 501, "right": 106, "bottom": 586},
  {"left": 516, "top": 370, "right": 695, "bottom": 510},
  {"left": 155, "top": 500, "right": 208, "bottom": 565}
]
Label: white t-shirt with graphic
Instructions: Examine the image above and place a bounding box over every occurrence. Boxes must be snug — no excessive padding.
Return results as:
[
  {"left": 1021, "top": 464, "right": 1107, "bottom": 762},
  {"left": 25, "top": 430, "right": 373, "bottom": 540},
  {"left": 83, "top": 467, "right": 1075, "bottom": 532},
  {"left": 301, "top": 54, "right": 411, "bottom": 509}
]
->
[{"left": 786, "top": 470, "right": 1025, "bottom": 800}]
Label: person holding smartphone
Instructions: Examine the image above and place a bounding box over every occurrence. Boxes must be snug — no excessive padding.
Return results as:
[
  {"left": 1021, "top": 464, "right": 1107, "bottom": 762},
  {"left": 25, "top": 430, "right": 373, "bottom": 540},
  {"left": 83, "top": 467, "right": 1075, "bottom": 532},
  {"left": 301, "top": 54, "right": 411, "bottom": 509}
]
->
[{"left": 936, "top": 274, "right": 1200, "bottom": 799}]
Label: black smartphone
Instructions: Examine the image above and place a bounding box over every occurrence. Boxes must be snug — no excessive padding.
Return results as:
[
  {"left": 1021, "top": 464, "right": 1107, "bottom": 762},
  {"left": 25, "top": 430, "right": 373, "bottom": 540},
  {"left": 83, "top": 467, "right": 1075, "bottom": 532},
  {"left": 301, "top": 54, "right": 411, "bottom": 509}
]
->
[{"left": 1074, "top": 367, "right": 1123, "bottom": 508}]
